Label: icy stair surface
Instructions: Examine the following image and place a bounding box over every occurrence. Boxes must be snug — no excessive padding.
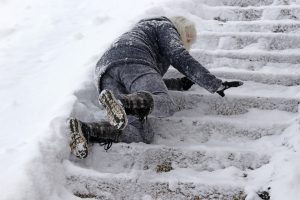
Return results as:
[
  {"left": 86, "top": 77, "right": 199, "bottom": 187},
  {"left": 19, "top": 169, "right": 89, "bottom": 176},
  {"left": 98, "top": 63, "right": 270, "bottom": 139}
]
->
[{"left": 66, "top": 0, "right": 300, "bottom": 199}]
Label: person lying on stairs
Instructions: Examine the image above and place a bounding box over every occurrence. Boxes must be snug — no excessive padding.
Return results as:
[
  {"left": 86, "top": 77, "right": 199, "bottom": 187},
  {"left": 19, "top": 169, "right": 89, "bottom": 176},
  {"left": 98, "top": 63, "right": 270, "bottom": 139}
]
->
[{"left": 68, "top": 16, "right": 243, "bottom": 159}]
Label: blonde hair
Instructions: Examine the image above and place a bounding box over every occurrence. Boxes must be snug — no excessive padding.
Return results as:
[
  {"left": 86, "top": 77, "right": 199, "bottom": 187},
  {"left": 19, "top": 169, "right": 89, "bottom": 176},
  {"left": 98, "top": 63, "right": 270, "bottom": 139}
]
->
[{"left": 169, "top": 16, "right": 197, "bottom": 50}]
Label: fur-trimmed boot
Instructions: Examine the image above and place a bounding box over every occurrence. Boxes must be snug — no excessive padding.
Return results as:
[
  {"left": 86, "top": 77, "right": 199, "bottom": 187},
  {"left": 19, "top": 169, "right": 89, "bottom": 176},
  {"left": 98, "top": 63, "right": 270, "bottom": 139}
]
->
[
  {"left": 99, "top": 89, "right": 154, "bottom": 129},
  {"left": 68, "top": 118, "right": 121, "bottom": 159},
  {"left": 120, "top": 91, "right": 154, "bottom": 120}
]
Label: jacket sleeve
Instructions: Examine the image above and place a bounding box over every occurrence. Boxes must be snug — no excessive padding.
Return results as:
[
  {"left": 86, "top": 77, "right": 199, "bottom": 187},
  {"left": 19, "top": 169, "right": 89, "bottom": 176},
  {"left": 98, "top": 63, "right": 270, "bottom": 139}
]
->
[{"left": 156, "top": 22, "right": 222, "bottom": 93}]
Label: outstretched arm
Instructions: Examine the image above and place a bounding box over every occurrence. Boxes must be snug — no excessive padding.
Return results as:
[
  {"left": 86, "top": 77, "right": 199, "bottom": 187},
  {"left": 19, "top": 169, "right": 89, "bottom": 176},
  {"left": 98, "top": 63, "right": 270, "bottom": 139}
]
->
[{"left": 157, "top": 21, "right": 222, "bottom": 93}]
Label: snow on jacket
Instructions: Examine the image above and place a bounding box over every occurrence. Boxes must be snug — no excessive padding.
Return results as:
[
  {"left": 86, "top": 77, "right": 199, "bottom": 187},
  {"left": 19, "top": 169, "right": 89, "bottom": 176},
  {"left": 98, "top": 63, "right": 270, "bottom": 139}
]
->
[{"left": 95, "top": 16, "right": 222, "bottom": 93}]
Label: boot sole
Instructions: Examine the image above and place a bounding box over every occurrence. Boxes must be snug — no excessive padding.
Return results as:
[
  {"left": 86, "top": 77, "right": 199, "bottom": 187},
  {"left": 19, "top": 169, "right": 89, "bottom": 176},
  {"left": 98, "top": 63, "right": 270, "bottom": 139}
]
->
[
  {"left": 99, "top": 90, "right": 128, "bottom": 130},
  {"left": 68, "top": 118, "right": 88, "bottom": 159}
]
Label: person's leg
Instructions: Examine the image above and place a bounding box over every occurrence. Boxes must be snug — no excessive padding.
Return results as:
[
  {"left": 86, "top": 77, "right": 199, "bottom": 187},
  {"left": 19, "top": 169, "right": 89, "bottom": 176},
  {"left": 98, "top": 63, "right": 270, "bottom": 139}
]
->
[
  {"left": 68, "top": 117, "right": 123, "bottom": 159},
  {"left": 100, "top": 65, "right": 179, "bottom": 144},
  {"left": 98, "top": 71, "right": 128, "bottom": 130},
  {"left": 127, "top": 73, "right": 179, "bottom": 118},
  {"left": 97, "top": 65, "right": 180, "bottom": 145},
  {"left": 69, "top": 66, "right": 160, "bottom": 159},
  {"left": 99, "top": 69, "right": 154, "bottom": 143},
  {"left": 118, "top": 115, "right": 154, "bottom": 144},
  {"left": 116, "top": 64, "right": 179, "bottom": 118}
]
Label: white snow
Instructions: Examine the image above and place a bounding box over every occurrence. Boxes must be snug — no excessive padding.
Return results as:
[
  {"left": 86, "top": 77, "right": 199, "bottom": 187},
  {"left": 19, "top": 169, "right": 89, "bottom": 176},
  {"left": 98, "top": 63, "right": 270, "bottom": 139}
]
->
[
  {"left": 0, "top": 0, "right": 169, "bottom": 199},
  {"left": 1, "top": 0, "right": 300, "bottom": 199}
]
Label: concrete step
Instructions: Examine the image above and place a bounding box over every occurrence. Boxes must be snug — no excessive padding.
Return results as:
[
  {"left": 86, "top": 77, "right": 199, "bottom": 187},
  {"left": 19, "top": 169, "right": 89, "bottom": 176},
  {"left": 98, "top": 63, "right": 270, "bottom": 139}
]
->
[
  {"left": 194, "top": 0, "right": 273, "bottom": 7},
  {"left": 165, "top": 66, "right": 300, "bottom": 86},
  {"left": 139, "top": 147, "right": 269, "bottom": 172},
  {"left": 196, "top": 57, "right": 300, "bottom": 74},
  {"left": 263, "top": 6, "right": 300, "bottom": 20},
  {"left": 273, "top": 0, "right": 300, "bottom": 6},
  {"left": 171, "top": 92, "right": 300, "bottom": 115},
  {"left": 66, "top": 161, "right": 247, "bottom": 200},
  {"left": 152, "top": 109, "right": 292, "bottom": 144},
  {"left": 191, "top": 49, "right": 300, "bottom": 64},
  {"left": 211, "top": 68, "right": 300, "bottom": 86},
  {"left": 73, "top": 143, "right": 270, "bottom": 174},
  {"left": 214, "top": 70, "right": 300, "bottom": 86},
  {"left": 68, "top": 178, "right": 246, "bottom": 200},
  {"left": 198, "top": 6, "right": 263, "bottom": 21},
  {"left": 199, "top": 20, "right": 300, "bottom": 33},
  {"left": 195, "top": 32, "right": 300, "bottom": 51},
  {"left": 196, "top": 5, "right": 300, "bottom": 21}
]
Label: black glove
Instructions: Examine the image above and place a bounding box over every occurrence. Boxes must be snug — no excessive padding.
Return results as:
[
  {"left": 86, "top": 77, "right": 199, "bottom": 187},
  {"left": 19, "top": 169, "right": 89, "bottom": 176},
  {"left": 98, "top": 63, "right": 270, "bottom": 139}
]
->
[
  {"left": 216, "top": 81, "right": 243, "bottom": 97},
  {"left": 180, "top": 77, "right": 194, "bottom": 91}
]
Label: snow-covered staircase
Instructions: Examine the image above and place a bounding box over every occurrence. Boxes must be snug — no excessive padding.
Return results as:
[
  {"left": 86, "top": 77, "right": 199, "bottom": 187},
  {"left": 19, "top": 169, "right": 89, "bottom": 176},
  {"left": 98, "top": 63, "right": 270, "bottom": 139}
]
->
[{"left": 65, "top": 0, "right": 300, "bottom": 199}]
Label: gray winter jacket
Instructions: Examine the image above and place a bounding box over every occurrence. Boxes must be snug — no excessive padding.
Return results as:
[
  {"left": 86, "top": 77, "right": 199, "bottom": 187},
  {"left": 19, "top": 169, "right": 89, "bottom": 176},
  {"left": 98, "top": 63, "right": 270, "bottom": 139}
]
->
[{"left": 95, "top": 16, "right": 222, "bottom": 93}]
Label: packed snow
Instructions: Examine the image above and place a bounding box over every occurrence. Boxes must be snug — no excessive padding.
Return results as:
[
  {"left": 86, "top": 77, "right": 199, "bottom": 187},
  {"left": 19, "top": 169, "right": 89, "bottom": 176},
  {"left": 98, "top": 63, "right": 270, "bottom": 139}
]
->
[{"left": 1, "top": 0, "right": 300, "bottom": 199}]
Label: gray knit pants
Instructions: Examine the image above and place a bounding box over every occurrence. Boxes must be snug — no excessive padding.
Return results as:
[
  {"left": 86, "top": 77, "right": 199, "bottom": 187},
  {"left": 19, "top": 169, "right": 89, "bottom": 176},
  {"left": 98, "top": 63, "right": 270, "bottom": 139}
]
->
[{"left": 99, "top": 64, "right": 179, "bottom": 143}]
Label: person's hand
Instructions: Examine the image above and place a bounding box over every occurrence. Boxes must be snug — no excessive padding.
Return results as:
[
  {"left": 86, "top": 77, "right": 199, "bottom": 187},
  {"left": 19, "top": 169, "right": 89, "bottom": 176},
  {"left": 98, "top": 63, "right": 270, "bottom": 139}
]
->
[
  {"left": 180, "top": 77, "right": 194, "bottom": 91},
  {"left": 216, "top": 81, "right": 243, "bottom": 97}
]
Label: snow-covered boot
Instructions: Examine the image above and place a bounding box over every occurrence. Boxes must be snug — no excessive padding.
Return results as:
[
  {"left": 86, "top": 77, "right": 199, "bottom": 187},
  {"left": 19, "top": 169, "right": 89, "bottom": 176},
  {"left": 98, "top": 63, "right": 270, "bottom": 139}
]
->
[
  {"left": 86, "top": 121, "right": 122, "bottom": 150},
  {"left": 99, "top": 90, "right": 154, "bottom": 129},
  {"left": 120, "top": 91, "right": 154, "bottom": 120},
  {"left": 68, "top": 118, "right": 89, "bottom": 159},
  {"left": 99, "top": 90, "right": 128, "bottom": 130},
  {"left": 68, "top": 118, "right": 122, "bottom": 159}
]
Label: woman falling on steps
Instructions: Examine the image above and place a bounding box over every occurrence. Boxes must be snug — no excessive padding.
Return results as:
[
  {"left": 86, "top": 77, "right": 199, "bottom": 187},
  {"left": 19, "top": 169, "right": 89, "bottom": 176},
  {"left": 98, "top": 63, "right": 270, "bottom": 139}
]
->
[{"left": 68, "top": 16, "right": 243, "bottom": 159}]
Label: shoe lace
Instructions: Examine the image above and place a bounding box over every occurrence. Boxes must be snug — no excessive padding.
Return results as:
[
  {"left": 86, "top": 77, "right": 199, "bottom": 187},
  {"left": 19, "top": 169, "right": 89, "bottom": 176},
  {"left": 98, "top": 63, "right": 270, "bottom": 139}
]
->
[
  {"left": 99, "top": 132, "right": 121, "bottom": 151},
  {"left": 100, "top": 139, "right": 113, "bottom": 151},
  {"left": 86, "top": 133, "right": 114, "bottom": 151}
]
